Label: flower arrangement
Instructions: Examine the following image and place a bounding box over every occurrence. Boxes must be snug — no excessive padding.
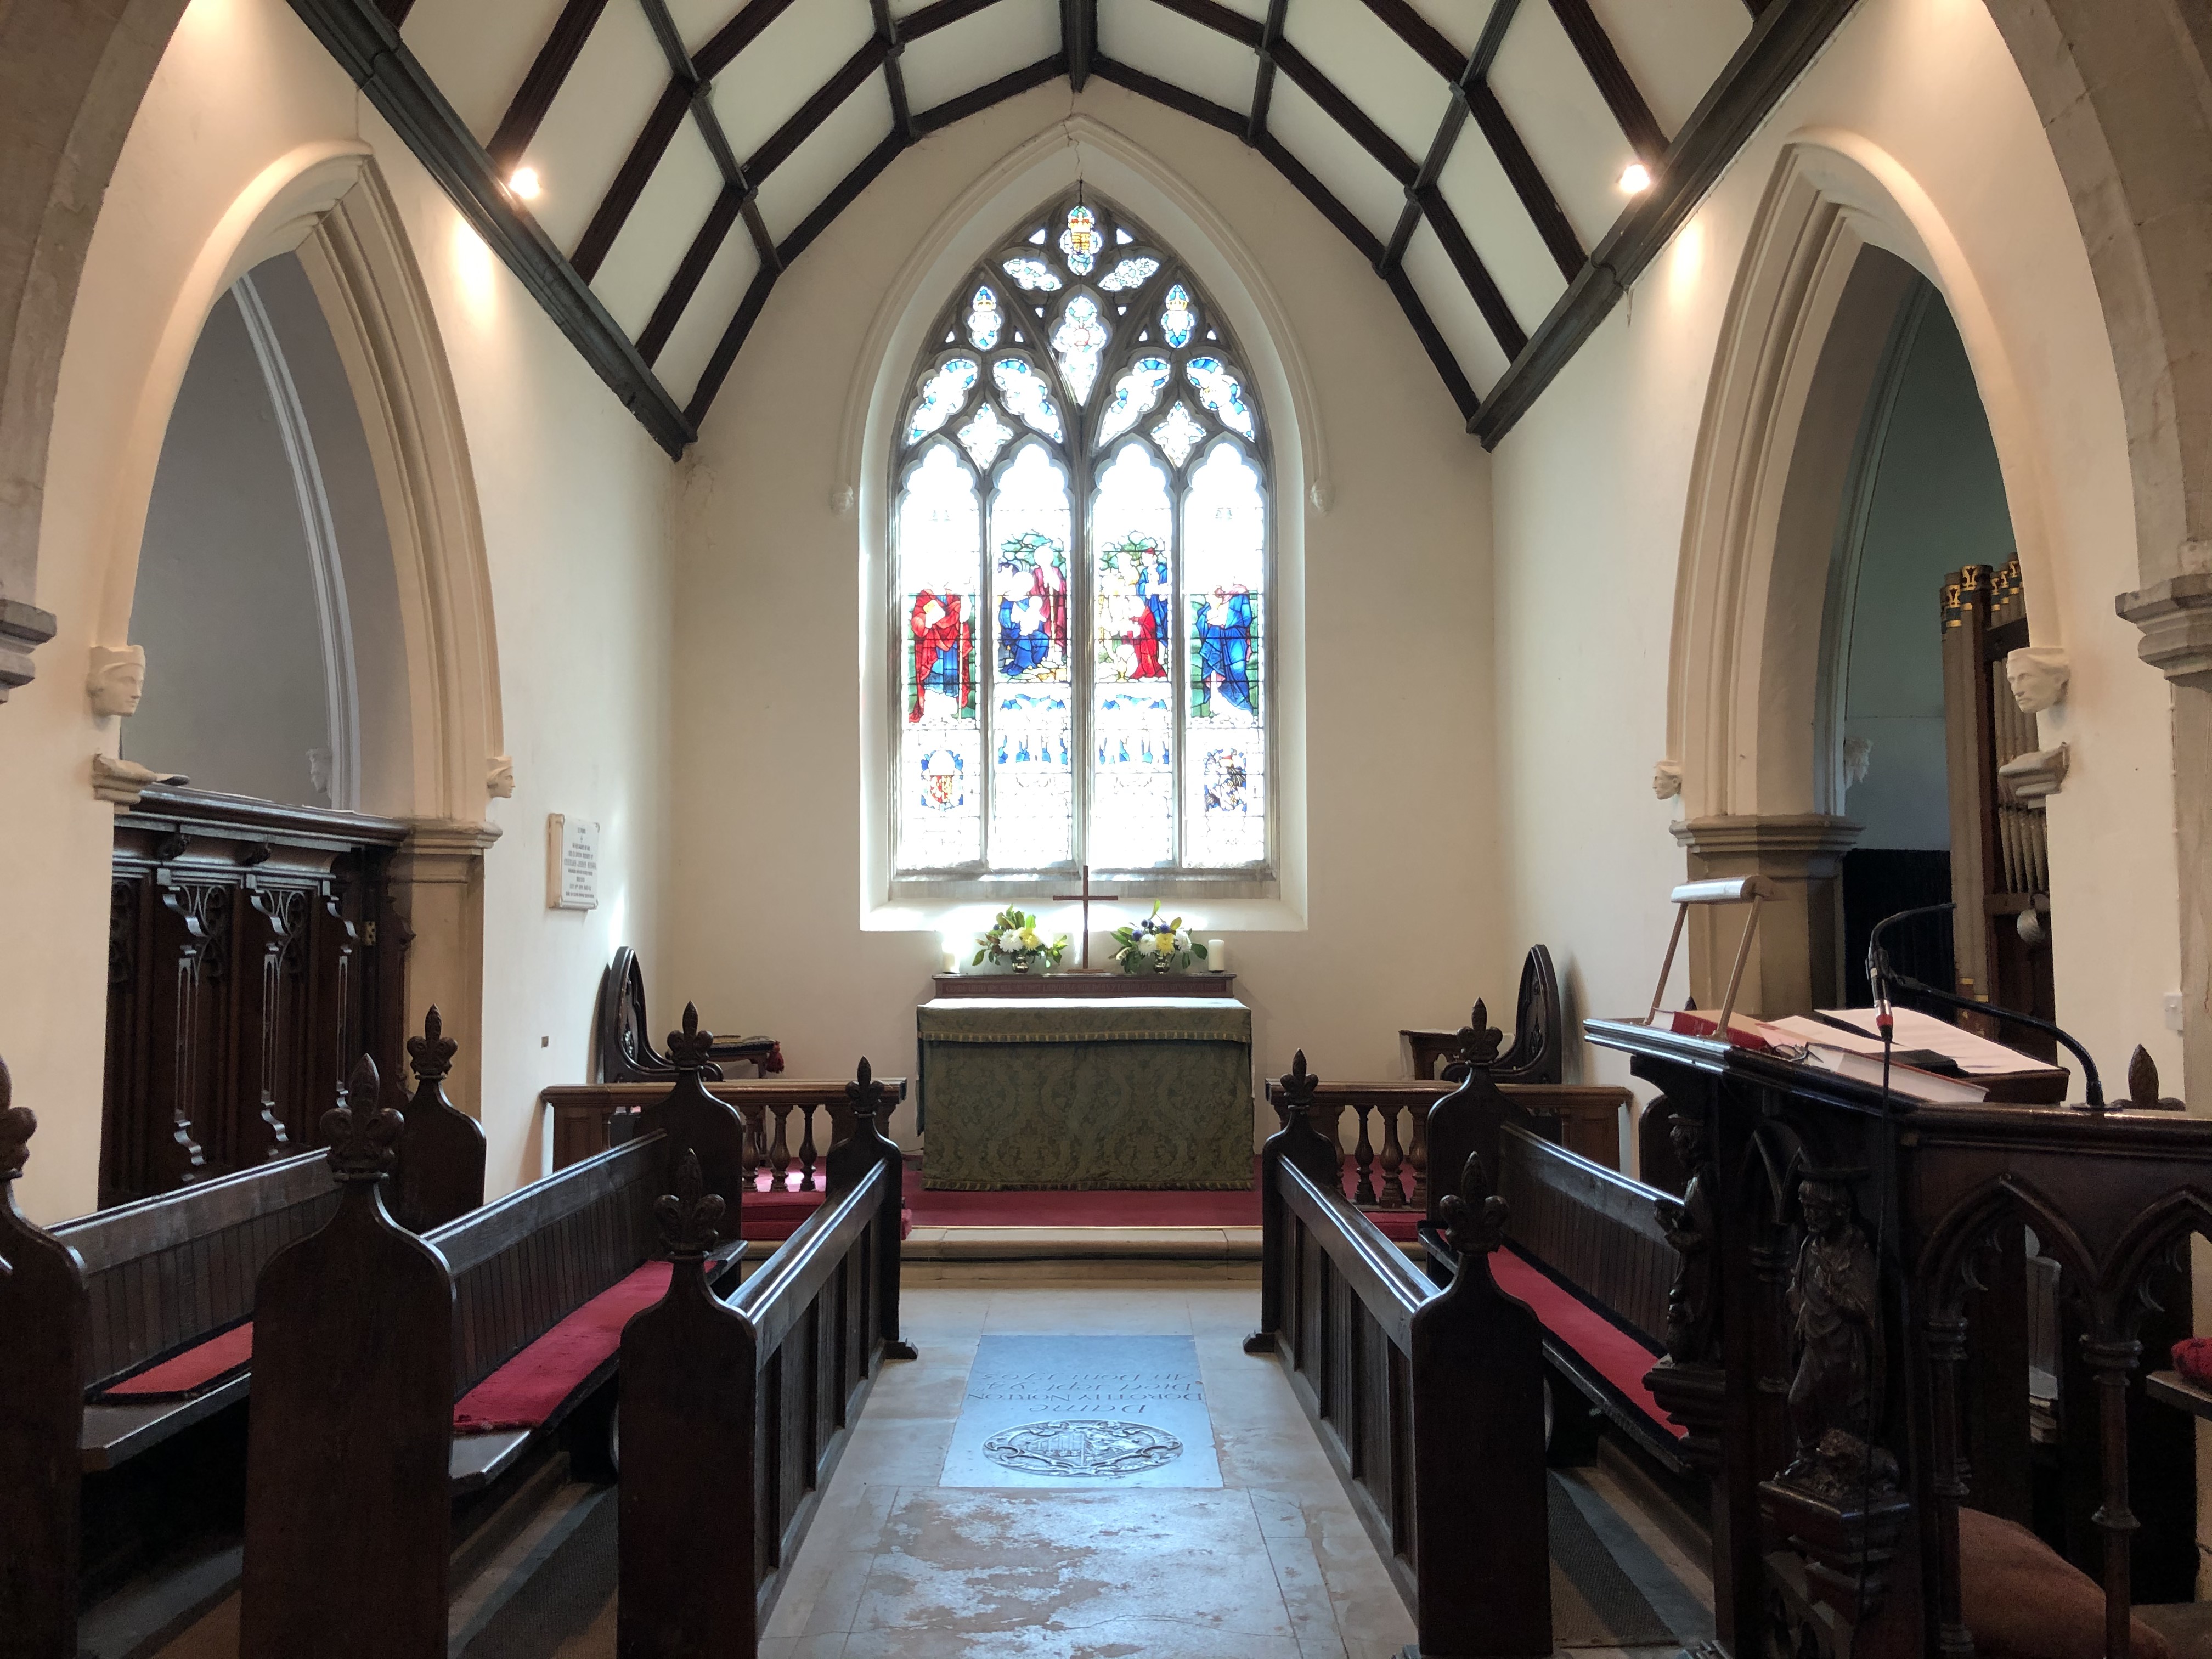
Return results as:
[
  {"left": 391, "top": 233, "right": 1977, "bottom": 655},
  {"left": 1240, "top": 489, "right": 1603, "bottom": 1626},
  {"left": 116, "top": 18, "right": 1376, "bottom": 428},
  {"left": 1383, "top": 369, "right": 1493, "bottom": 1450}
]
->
[
  {"left": 1113, "top": 902, "right": 1210, "bottom": 974},
  {"left": 973, "top": 907, "right": 1069, "bottom": 973}
]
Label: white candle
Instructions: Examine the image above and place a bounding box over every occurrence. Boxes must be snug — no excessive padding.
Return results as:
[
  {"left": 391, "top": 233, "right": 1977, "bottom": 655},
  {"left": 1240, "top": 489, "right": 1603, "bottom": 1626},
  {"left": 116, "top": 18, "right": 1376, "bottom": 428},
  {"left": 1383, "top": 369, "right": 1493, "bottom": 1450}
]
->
[
  {"left": 941, "top": 944, "right": 958, "bottom": 973},
  {"left": 1206, "top": 938, "right": 1228, "bottom": 973}
]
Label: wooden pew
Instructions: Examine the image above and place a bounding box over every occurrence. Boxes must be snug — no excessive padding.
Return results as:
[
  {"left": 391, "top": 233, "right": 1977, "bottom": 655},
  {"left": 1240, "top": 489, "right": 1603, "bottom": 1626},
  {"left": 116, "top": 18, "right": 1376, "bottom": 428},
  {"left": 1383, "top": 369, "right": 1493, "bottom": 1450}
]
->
[
  {"left": 1420, "top": 1010, "right": 1686, "bottom": 1473},
  {"left": 238, "top": 1010, "right": 757, "bottom": 1659},
  {"left": 1401, "top": 944, "right": 1565, "bottom": 1085},
  {"left": 1244, "top": 1051, "right": 1551, "bottom": 1658},
  {"left": 617, "top": 1058, "right": 915, "bottom": 1654},
  {"left": 0, "top": 1012, "right": 482, "bottom": 1659},
  {"left": 597, "top": 944, "right": 781, "bottom": 1081}
]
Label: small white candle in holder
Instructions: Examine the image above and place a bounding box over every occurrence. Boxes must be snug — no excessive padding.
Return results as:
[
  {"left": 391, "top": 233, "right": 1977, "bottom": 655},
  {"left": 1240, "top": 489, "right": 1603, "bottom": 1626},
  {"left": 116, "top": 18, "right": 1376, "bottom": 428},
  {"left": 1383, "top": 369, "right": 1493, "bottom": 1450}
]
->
[
  {"left": 1206, "top": 938, "right": 1228, "bottom": 972},
  {"left": 941, "top": 943, "right": 959, "bottom": 973}
]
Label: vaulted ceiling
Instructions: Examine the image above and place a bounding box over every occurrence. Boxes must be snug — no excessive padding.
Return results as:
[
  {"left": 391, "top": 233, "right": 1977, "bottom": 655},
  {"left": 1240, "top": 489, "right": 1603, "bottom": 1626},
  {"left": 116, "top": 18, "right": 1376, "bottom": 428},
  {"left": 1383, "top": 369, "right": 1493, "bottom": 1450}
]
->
[{"left": 289, "top": 0, "right": 1855, "bottom": 458}]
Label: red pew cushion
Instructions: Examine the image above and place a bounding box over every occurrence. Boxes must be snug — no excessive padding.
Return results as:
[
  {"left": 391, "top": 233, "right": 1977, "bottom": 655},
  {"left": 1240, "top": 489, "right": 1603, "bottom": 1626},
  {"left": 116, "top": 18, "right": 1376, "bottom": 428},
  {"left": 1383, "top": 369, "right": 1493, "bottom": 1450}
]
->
[
  {"left": 95, "top": 1322, "right": 255, "bottom": 1401},
  {"left": 452, "top": 1261, "right": 674, "bottom": 1434},
  {"left": 1488, "top": 1247, "right": 1681, "bottom": 1439}
]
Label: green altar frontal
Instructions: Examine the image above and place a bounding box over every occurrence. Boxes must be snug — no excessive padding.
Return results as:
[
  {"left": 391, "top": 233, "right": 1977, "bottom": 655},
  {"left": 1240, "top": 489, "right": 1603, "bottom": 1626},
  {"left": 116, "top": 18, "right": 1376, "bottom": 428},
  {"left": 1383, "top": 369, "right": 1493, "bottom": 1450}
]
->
[{"left": 916, "top": 997, "right": 1254, "bottom": 1190}]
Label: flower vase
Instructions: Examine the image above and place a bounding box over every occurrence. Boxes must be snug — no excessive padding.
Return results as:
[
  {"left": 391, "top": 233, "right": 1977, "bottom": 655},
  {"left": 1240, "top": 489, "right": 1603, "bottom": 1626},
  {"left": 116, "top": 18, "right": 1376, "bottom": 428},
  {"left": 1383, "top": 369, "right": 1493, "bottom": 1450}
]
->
[
  {"left": 1152, "top": 955, "right": 1172, "bottom": 974},
  {"left": 1013, "top": 956, "right": 1031, "bottom": 974}
]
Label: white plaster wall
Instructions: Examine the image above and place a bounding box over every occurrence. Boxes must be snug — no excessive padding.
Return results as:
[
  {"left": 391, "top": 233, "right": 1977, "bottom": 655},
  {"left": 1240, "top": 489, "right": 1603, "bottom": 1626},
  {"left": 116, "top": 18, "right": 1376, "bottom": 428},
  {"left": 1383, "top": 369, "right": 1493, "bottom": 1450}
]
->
[
  {"left": 1491, "top": 0, "right": 2181, "bottom": 1104},
  {"left": 668, "top": 80, "right": 1505, "bottom": 1150},
  {"left": 0, "top": 0, "right": 674, "bottom": 1220}
]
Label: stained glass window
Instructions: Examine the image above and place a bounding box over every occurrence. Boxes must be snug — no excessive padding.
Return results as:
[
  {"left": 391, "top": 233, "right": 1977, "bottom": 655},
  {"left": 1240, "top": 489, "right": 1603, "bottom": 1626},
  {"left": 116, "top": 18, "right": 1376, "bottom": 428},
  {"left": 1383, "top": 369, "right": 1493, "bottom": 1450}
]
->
[{"left": 891, "top": 193, "right": 1270, "bottom": 880}]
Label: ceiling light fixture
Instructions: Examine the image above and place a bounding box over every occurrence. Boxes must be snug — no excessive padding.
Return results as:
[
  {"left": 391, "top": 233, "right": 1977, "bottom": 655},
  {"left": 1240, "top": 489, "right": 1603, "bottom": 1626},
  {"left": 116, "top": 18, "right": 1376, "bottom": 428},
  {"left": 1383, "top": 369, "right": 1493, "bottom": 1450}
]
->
[
  {"left": 509, "top": 166, "right": 541, "bottom": 201},
  {"left": 1619, "top": 162, "right": 1652, "bottom": 195}
]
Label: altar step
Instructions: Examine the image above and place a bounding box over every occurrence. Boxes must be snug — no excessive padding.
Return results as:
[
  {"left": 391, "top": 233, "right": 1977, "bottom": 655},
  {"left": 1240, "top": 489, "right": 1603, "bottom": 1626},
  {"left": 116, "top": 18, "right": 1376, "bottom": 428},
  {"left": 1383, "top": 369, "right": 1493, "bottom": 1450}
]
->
[{"left": 902, "top": 1225, "right": 1266, "bottom": 1283}]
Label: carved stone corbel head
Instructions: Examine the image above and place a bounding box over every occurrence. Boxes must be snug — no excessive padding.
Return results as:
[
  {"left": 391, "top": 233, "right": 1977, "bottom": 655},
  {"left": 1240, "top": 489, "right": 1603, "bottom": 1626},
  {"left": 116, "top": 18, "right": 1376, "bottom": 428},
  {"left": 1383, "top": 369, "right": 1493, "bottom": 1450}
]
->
[{"left": 87, "top": 645, "right": 145, "bottom": 718}]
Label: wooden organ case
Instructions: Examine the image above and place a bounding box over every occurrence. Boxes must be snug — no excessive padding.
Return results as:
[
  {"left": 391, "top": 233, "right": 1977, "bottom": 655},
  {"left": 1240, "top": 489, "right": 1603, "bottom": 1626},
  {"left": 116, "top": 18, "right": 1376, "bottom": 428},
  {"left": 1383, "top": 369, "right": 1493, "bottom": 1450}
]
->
[{"left": 1942, "top": 558, "right": 2056, "bottom": 1048}]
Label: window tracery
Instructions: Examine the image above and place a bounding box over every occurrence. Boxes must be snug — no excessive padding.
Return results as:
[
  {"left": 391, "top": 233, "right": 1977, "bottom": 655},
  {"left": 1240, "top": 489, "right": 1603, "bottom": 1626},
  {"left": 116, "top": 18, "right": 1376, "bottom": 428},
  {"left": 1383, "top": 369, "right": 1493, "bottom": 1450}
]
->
[{"left": 893, "top": 193, "right": 1271, "bottom": 882}]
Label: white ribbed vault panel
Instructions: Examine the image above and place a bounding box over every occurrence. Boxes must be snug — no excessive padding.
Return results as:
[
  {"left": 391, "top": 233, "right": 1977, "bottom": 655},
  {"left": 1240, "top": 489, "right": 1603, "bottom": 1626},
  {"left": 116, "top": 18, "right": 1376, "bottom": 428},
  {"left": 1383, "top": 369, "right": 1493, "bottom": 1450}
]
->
[
  {"left": 1264, "top": 76, "right": 1404, "bottom": 245},
  {"left": 756, "top": 77, "right": 896, "bottom": 247},
  {"left": 530, "top": 1, "right": 677, "bottom": 253},
  {"left": 1587, "top": 0, "right": 1750, "bottom": 137},
  {"left": 1099, "top": 0, "right": 1259, "bottom": 117},
  {"left": 403, "top": 0, "right": 569, "bottom": 142},
  {"left": 590, "top": 120, "right": 726, "bottom": 339},
  {"left": 710, "top": 0, "right": 879, "bottom": 167},
  {"left": 1405, "top": 0, "right": 1504, "bottom": 60},
  {"left": 1282, "top": 0, "right": 1452, "bottom": 168},
  {"left": 1402, "top": 219, "right": 1509, "bottom": 394},
  {"left": 655, "top": 216, "right": 763, "bottom": 408},
  {"left": 1437, "top": 117, "right": 1566, "bottom": 337},
  {"left": 1488, "top": 0, "right": 1635, "bottom": 251},
  {"left": 902, "top": 0, "right": 1062, "bottom": 116}
]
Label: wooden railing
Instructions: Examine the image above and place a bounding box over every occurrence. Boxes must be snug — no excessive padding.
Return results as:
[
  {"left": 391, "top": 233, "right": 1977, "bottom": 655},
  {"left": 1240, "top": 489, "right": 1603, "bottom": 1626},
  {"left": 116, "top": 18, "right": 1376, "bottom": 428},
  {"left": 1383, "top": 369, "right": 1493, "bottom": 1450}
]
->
[
  {"left": 1245, "top": 1052, "right": 1551, "bottom": 1657},
  {"left": 543, "top": 1077, "right": 907, "bottom": 1183},
  {"left": 618, "top": 1059, "right": 913, "bottom": 1655},
  {"left": 1265, "top": 1074, "right": 1631, "bottom": 1209}
]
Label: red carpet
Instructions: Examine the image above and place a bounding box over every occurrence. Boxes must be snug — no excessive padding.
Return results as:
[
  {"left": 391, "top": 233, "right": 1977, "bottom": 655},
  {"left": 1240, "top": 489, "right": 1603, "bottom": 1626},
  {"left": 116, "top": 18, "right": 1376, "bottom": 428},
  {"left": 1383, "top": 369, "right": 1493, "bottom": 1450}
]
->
[{"left": 735, "top": 1159, "right": 1423, "bottom": 1242}]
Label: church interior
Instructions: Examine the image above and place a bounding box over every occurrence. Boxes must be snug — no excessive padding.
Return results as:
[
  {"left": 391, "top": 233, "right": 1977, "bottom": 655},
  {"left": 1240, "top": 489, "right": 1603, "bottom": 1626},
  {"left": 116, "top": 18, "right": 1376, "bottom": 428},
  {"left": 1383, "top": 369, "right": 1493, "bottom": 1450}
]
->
[{"left": 6, "top": 0, "right": 2212, "bottom": 1655}]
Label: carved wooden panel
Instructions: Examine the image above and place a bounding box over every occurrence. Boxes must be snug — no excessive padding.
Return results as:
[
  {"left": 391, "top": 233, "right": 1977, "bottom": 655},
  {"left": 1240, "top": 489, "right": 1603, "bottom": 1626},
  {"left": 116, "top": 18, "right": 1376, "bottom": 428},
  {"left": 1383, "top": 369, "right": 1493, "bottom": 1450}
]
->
[{"left": 100, "top": 788, "right": 408, "bottom": 1207}]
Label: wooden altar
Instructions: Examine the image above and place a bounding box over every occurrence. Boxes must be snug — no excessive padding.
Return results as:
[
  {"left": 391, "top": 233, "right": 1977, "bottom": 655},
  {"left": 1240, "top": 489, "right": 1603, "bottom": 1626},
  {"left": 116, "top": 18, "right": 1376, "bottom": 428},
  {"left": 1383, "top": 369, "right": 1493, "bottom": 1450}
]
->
[{"left": 1587, "top": 1015, "right": 2212, "bottom": 1659}]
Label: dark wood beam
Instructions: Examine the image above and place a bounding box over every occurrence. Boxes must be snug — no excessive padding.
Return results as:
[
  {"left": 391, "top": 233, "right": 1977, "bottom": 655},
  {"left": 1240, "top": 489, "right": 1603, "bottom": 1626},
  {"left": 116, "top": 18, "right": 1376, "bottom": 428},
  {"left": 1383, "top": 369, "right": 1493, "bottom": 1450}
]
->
[
  {"left": 1417, "top": 185, "right": 1525, "bottom": 358},
  {"left": 1269, "top": 40, "right": 1416, "bottom": 183},
  {"left": 912, "top": 53, "right": 1068, "bottom": 133},
  {"left": 1385, "top": 266, "right": 1479, "bottom": 420},
  {"left": 901, "top": 0, "right": 1009, "bottom": 41},
  {"left": 1245, "top": 0, "right": 1288, "bottom": 145},
  {"left": 374, "top": 0, "right": 414, "bottom": 24},
  {"left": 1145, "top": 0, "right": 1261, "bottom": 47},
  {"left": 1253, "top": 129, "right": 1384, "bottom": 261},
  {"left": 869, "top": 0, "right": 917, "bottom": 141},
  {"left": 777, "top": 131, "right": 907, "bottom": 266},
  {"left": 1466, "top": 79, "right": 1581, "bottom": 280},
  {"left": 637, "top": 183, "right": 742, "bottom": 363},
  {"left": 1546, "top": 0, "right": 1665, "bottom": 157},
  {"left": 694, "top": 0, "right": 804, "bottom": 77},
  {"left": 1349, "top": 0, "right": 1458, "bottom": 81},
  {"left": 636, "top": 0, "right": 778, "bottom": 278},
  {"left": 486, "top": 0, "right": 610, "bottom": 173},
  {"left": 573, "top": 79, "right": 690, "bottom": 279},
  {"left": 744, "top": 39, "right": 888, "bottom": 185},
  {"left": 1060, "top": 0, "right": 1094, "bottom": 91},
  {"left": 1091, "top": 54, "right": 1245, "bottom": 140},
  {"left": 1472, "top": 0, "right": 1861, "bottom": 445},
  {"left": 1379, "top": 91, "right": 1464, "bottom": 271},
  {"left": 1470, "top": 0, "right": 1524, "bottom": 80},
  {"left": 283, "top": 0, "right": 695, "bottom": 456},
  {"left": 686, "top": 264, "right": 779, "bottom": 426}
]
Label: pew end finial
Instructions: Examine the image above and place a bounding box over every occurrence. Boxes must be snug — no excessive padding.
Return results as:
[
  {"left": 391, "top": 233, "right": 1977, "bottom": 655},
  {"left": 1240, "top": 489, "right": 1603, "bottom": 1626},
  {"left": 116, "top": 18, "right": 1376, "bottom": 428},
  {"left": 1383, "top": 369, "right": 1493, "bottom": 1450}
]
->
[
  {"left": 667, "top": 1002, "right": 716, "bottom": 1071},
  {"left": 323, "top": 1054, "right": 403, "bottom": 1182},
  {"left": 1455, "top": 1002, "right": 1504, "bottom": 1070},
  {"left": 1440, "top": 1151, "right": 1509, "bottom": 1257},
  {"left": 408, "top": 1005, "right": 456, "bottom": 1084},
  {"left": 654, "top": 1149, "right": 726, "bottom": 1259}
]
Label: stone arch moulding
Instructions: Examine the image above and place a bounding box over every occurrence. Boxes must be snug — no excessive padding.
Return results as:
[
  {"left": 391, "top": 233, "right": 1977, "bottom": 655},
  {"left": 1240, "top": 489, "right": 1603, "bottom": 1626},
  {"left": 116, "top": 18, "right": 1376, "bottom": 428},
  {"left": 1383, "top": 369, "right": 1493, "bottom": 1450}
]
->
[
  {"left": 1661, "top": 132, "right": 2068, "bottom": 1015},
  {"left": 0, "top": 0, "right": 196, "bottom": 698},
  {"left": 72, "top": 141, "right": 504, "bottom": 1108},
  {"left": 1668, "top": 132, "right": 2064, "bottom": 830},
  {"left": 839, "top": 111, "right": 1319, "bottom": 930}
]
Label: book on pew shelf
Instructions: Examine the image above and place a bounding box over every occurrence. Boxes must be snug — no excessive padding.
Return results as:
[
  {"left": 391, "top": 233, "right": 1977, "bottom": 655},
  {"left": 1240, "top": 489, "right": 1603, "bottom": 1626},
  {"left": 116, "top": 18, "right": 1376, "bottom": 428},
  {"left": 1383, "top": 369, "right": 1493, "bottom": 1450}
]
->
[
  {"left": 1764, "top": 1015, "right": 1990, "bottom": 1104},
  {"left": 1812, "top": 1007, "right": 2067, "bottom": 1080},
  {"left": 1650, "top": 1009, "right": 1790, "bottom": 1052}
]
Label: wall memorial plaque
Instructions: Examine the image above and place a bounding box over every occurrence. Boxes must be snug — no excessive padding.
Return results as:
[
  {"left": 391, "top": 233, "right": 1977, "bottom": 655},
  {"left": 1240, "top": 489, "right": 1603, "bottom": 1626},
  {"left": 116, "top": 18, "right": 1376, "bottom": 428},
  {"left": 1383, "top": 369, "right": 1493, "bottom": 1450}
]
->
[{"left": 546, "top": 814, "right": 599, "bottom": 911}]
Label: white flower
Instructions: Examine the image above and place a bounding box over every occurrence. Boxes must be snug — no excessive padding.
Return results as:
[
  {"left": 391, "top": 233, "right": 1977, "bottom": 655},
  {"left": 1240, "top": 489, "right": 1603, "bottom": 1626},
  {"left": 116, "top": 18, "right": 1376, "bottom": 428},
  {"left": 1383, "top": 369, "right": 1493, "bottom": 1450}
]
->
[
  {"left": 1001, "top": 929, "right": 1026, "bottom": 952},
  {"left": 1173, "top": 929, "right": 1190, "bottom": 951},
  {"left": 1138, "top": 933, "right": 1160, "bottom": 955}
]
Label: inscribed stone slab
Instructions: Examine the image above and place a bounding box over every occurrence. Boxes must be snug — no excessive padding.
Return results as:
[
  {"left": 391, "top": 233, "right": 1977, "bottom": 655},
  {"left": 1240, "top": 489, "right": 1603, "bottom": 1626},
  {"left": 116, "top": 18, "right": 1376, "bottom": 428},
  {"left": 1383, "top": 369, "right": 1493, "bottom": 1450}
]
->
[{"left": 940, "top": 1334, "right": 1223, "bottom": 1488}]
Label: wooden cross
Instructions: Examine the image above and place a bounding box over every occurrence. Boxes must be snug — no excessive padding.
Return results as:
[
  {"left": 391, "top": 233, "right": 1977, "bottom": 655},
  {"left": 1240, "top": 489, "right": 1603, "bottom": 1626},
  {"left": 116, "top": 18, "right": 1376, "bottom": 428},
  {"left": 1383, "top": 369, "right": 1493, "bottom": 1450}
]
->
[{"left": 1052, "top": 865, "right": 1120, "bottom": 970}]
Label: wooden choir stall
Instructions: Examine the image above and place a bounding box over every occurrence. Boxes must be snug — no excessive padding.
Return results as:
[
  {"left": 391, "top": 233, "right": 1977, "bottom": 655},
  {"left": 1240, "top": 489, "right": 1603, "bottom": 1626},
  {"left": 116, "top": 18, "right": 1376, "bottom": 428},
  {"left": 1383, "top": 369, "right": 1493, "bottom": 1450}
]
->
[{"left": 1590, "top": 1012, "right": 2212, "bottom": 1659}]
